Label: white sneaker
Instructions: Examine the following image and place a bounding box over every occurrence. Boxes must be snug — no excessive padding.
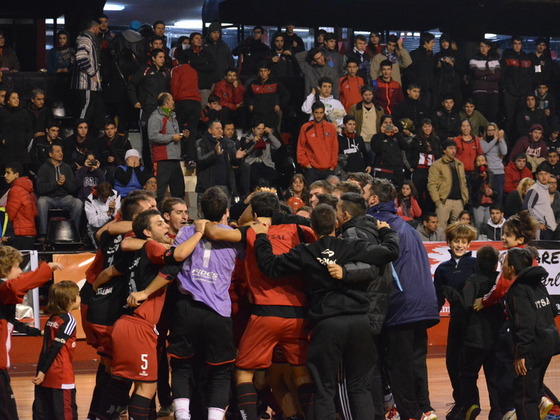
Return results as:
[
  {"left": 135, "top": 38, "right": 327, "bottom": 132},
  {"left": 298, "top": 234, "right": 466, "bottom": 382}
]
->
[
  {"left": 539, "top": 396, "right": 554, "bottom": 420},
  {"left": 502, "top": 409, "right": 516, "bottom": 420}
]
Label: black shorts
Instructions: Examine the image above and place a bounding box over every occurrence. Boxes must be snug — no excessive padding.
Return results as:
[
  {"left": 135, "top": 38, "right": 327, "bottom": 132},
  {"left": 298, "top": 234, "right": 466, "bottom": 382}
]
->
[
  {"left": 32, "top": 386, "right": 77, "bottom": 420},
  {"left": 0, "top": 369, "right": 18, "bottom": 420},
  {"left": 168, "top": 294, "right": 235, "bottom": 365}
]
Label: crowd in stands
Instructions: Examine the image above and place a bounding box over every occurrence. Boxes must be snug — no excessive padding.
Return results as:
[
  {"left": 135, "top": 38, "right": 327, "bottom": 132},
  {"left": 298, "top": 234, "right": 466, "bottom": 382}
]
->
[{"left": 1, "top": 15, "right": 560, "bottom": 420}]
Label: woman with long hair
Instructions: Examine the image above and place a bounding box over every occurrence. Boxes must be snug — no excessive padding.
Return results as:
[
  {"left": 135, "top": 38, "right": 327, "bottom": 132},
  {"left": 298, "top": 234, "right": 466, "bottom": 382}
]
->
[
  {"left": 47, "top": 30, "right": 75, "bottom": 73},
  {"left": 0, "top": 91, "right": 33, "bottom": 168},
  {"left": 504, "top": 177, "right": 535, "bottom": 218},
  {"left": 282, "top": 173, "right": 310, "bottom": 205},
  {"left": 395, "top": 180, "right": 422, "bottom": 222}
]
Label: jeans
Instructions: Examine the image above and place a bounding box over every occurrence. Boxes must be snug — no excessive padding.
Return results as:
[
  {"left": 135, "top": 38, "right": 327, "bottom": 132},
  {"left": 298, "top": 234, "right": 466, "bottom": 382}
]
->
[{"left": 37, "top": 195, "right": 83, "bottom": 236}]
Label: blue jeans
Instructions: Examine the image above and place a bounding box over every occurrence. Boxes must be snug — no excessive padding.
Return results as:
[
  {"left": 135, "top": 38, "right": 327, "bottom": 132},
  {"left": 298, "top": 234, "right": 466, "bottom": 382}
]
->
[{"left": 37, "top": 195, "right": 83, "bottom": 235}]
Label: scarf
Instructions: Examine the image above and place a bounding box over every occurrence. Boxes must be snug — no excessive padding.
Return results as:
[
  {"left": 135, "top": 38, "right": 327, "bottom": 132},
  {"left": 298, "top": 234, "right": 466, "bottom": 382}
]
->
[{"left": 191, "top": 46, "right": 202, "bottom": 54}]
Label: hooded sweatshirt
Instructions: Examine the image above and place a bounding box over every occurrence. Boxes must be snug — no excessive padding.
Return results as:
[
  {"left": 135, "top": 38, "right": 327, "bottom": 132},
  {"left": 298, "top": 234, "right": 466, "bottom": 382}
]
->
[{"left": 6, "top": 177, "right": 38, "bottom": 236}]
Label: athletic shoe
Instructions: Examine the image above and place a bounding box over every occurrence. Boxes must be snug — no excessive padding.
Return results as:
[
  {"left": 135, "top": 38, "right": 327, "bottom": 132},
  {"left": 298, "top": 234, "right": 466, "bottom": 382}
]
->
[
  {"left": 158, "top": 404, "right": 173, "bottom": 417},
  {"left": 386, "top": 407, "right": 401, "bottom": 420},
  {"left": 422, "top": 410, "right": 438, "bottom": 420},
  {"left": 539, "top": 396, "right": 554, "bottom": 419},
  {"left": 502, "top": 409, "right": 516, "bottom": 420},
  {"left": 465, "top": 405, "right": 481, "bottom": 420},
  {"left": 446, "top": 404, "right": 461, "bottom": 420}
]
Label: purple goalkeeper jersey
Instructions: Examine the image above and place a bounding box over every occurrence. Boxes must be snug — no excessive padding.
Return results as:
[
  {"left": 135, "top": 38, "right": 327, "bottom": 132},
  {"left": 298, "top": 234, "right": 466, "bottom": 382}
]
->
[{"left": 174, "top": 224, "right": 240, "bottom": 317}]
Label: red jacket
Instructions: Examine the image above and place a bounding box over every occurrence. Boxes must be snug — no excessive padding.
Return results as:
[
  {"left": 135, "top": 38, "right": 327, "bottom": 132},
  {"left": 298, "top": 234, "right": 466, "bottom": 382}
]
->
[
  {"left": 339, "top": 75, "right": 364, "bottom": 112},
  {"left": 297, "top": 119, "right": 339, "bottom": 170},
  {"left": 170, "top": 63, "right": 201, "bottom": 102},
  {"left": 374, "top": 77, "right": 404, "bottom": 115},
  {"left": 6, "top": 177, "right": 38, "bottom": 236},
  {"left": 0, "top": 262, "right": 53, "bottom": 369},
  {"left": 454, "top": 136, "right": 482, "bottom": 173},
  {"left": 504, "top": 161, "right": 533, "bottom": 193},
  {"left": 212, "top": 79, "right": 245, "bottom": 111}
]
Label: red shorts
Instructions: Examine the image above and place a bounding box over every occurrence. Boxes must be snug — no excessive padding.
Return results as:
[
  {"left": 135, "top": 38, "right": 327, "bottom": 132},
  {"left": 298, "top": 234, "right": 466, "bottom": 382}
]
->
[
  {"left": 235, "top": 315, "right": 308, "bottom": 370},
  {"left": 111, "top": 315, "right": 158, "bottom": 382},
  {"left": 80, "top": 303, "right": 97, "bottom": 349},
  {"left": 87, "top": 322, "right": 114, "bottom": 358}
]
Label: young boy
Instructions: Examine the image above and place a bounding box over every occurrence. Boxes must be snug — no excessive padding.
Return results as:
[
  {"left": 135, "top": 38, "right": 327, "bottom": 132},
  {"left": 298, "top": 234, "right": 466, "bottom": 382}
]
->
[
  {"left": 4, "top": 162, "right": 38, "bottom": 250},
  {"left": 478, "top": 204, "right": 505, "bottom": 241},
  {"left": 373, "top": 59, "right": 405, "bottom": 115},
  {"left": 434, "top": 222, "right": 478, "bottom": 418},
  {"left": 504, "top": 247, "right": 560, "bottom": 420},
  {"left": 0, "top": 246, "right": 63, "bottom": 419},
  {"left": 339, "top": 58, "right": 365, "bottom": 112},
  {"left": 444, "top": 246, "right": 503, "bottom": 420}
]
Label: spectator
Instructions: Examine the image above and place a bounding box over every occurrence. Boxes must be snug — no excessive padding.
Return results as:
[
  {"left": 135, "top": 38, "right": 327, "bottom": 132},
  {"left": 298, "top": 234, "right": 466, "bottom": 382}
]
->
[
  {"left": 71, "top": 19, "right": 104, "bottom": 135},
  {"left": 25, "top": 88, "right": 53, "bottom": 141},
  {"left": 75, "top": 153, "right": 105, "bottom": 200},
  {"left": 459, "top": 99, "right": 488, "bottom": 138},
  {"left": 183, "top": 32, "right": 216, "bottom": 107},
  {"left": 113, "top": 149, "right": 152, "bottom": 198},
  {"left": 205, "top": 22, "right": 235, "bottom": 86},
  {"left": 233, "top": 26, "right": 272, "bottom": 82},
  {"left": 547, "top": 149, "right": 560, "bottom": 177},
  {"left": 531, "top": 37, "right": 554, "bottom": 88},
  {"left": 410, "top": 118, "right": 442, "bottom": 213},
  {"left": 481, "top": 123, "right": 507, "bottom": 206},
  {"left": 457, "top": 209, "right": 474, "bottom": 227},
  {"left": 393, "top": 83, "right": 430, "bottom": 129},
  {"left": 478, "top": 204, "right": 506, "bottom": 241},
  {"left": 416, "top": 212, "right": 445, "bottom": 241},
  {"left": 338, "top": 115, "right": 371, "bottom": 174},
  {"left": 282, "top": 173, "right": 310, "bottom": 205},
  {"left": 0, "top": 91, "right": 33, "bottom": 168},
  {"left": 302, "top": 76, "right": 345, "bottom": 128},
  {"left": 200, "top": 94, "right": 228, "bottom": 128},
  {"left": 471, "top": 154, "right": 497, "bottom": 229},
  {"left": 148, "top": 92, "right": 188, "bottom": 201},
  {"left": 535, "top": 82, "right": 556, "bottom": 120},
  {"left": 373, "top": 60, "right": 405, "bottom": 115},
  {"left": 523, "top": 162, "right": 557, "bottom": 239},
  {"left": 63, "top": 119, "right": 101, "bottom": 171},
  {"left": 240, "top": 121, "right": 281, "bottom": 189},
  {"left": 30, "top": 121, "right": 64, "bottom": 174},
  {"left": 195, "top": 120, "right": 242, "bottom": 198},
  {"left": 84, "top": 182, "right": 121, "bottom": 245},
  {"left": 516, "top": 94, "right": 547, "bottom": 141},
  {"left": 501, "top": 36, "right": 535, "bottom": 136},
  {"left": 366, "top": 32, "right": 383, "bottom": 57},
  {"left": 4, "top": 162, "right": 37, "bottom": 250},
  {"left": 348, "top": 86, "right": 383, "bottom": 153},
  {"left": 395, "top": 181, "right": 422, "bottom": 222},
  {"left": 98, "top": 120, "right": 132, "bottom": 181},
  {"left": 371, "top": 115, "right": 408, "bottom": 187},
  {"left": 47, "top": 30, "right": 75, "bottom": 73},
  {"left": 510, "top": 124, "right": 548, "bottom": 172},
  {"left": 128, "top": 48, "right": 171, "bottom": 167},
  {"left": 370, "top": 35, "right": 411, "bottom": 86},
  {"left": 212, "top": 68, "right": 245, "bottom": 127},
  {"left": 170, "top": 54, "right": 201, "bottom": 159},
  {"left": 35, "top": 144, "right": 82, "bottom": 239},
  {"left": 339, "top": 59, "right": 365, "bottom": 112},
  {"left": 0, "top": 31, "right": 20, "bottom": 72},
  {"left": 546, "top": 123, "right": 560, "bottom": 154},
  {"left": 407, "top": 32, "right": 436, "bottom": 109},
  {"left": 308, "top": 179, "right": 333, "bottom": 209},
  {"left": 505, "top": 153, "right": 533, "bottom": 194},
  {"left": 469, "top": 39, "right": 501, "bottom": 123},
  {"left": 548, "top": 176, "right": 560, "bottom": 235},
  {"left": 432, "top": 95, "right": 461, "bottom": 141},
  {"left": 246, "top": 61, "right": 289, "bottom": 130},
  {"left": 283, "top": 23, "right": 305, "bottom": 53},
  {"left": 454, "top": 119, "right": 482, "bottom": 174},
  {"left": 295, "top": 47, "right": 341, "bottom": 99},
  {"left": 433, "top": 34, "right": 464, "bottom": 106},
  {"left": 428, "top": 139, "right": 469, "bottom": 229},
  {"left": 321, "top": 33, "right": 345, "bottom": 80},
  {"left": 345, "top": 34, "right": 371, "bottom": 83},
  {"left": 504, "top": 177, "right": 535, "bottom": 218},
  {"left": 297, "top": 102, "right": 339, "bottom": 184}
]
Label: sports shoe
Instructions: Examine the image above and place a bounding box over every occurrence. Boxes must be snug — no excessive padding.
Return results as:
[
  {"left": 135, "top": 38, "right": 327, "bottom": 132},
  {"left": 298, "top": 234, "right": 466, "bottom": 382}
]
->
[
  {"left": 502, "top": 409, "right": 516, "bottom": 420},
  {"left": 539, "top": 396, "right": 554, "bottom": 419},
  {"left": 386, "top": 406, "right": 401, "bottom": 420},
  {"left": 446, "top": 405, "right": 461, "bottom": 420},
  {"left": 158, "top": 404, "right": 173, "bottom": 417},
  {"left": 422, "top": 410, "right": 438, "bottom": 420},
  {"left": 465, "top": 405, "right": 481, "bottom": 420}
]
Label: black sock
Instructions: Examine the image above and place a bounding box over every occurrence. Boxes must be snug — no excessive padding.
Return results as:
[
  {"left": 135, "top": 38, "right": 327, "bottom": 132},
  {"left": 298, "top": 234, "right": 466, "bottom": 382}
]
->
[
  {"left": 298, "top": 383, "right": 315, "bottom": 420},
  {"left": 88, "top": 364, "right": 111, "bottom": 419},
  {"left": 236, "top": 382, "right": 258, "bottom": 420},
  {"left": 128, "top": 394, "right": 152, "bottom": 420}
]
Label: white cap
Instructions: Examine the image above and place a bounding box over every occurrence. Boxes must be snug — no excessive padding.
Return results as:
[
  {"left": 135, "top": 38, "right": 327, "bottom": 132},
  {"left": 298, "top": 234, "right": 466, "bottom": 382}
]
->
[{"left": 125, "top": 149, "right": 141, "bottom": 161}]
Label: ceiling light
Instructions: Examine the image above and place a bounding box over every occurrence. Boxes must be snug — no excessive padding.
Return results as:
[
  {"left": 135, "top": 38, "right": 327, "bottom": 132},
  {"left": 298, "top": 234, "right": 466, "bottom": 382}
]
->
[
  {"left": 174, "top": 19, "right": 203, "bottom": 29},
  {"left": 104, "top": 3, "right": 125, "bottom": 11}
]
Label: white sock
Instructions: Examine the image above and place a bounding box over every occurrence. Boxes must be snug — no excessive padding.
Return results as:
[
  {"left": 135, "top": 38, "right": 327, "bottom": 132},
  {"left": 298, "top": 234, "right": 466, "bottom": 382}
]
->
[
  {"left": 173, "top": 398, "right": 191, "bottom": 420},
  {"left": 208, "top": 407, "right": 226, "bottom": 420}
]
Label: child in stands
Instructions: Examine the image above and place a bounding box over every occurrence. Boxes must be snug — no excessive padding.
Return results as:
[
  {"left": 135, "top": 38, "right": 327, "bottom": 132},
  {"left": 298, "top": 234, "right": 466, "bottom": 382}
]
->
[{"left": 32, "top": 280, "right": 80, "bottom": 420}]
